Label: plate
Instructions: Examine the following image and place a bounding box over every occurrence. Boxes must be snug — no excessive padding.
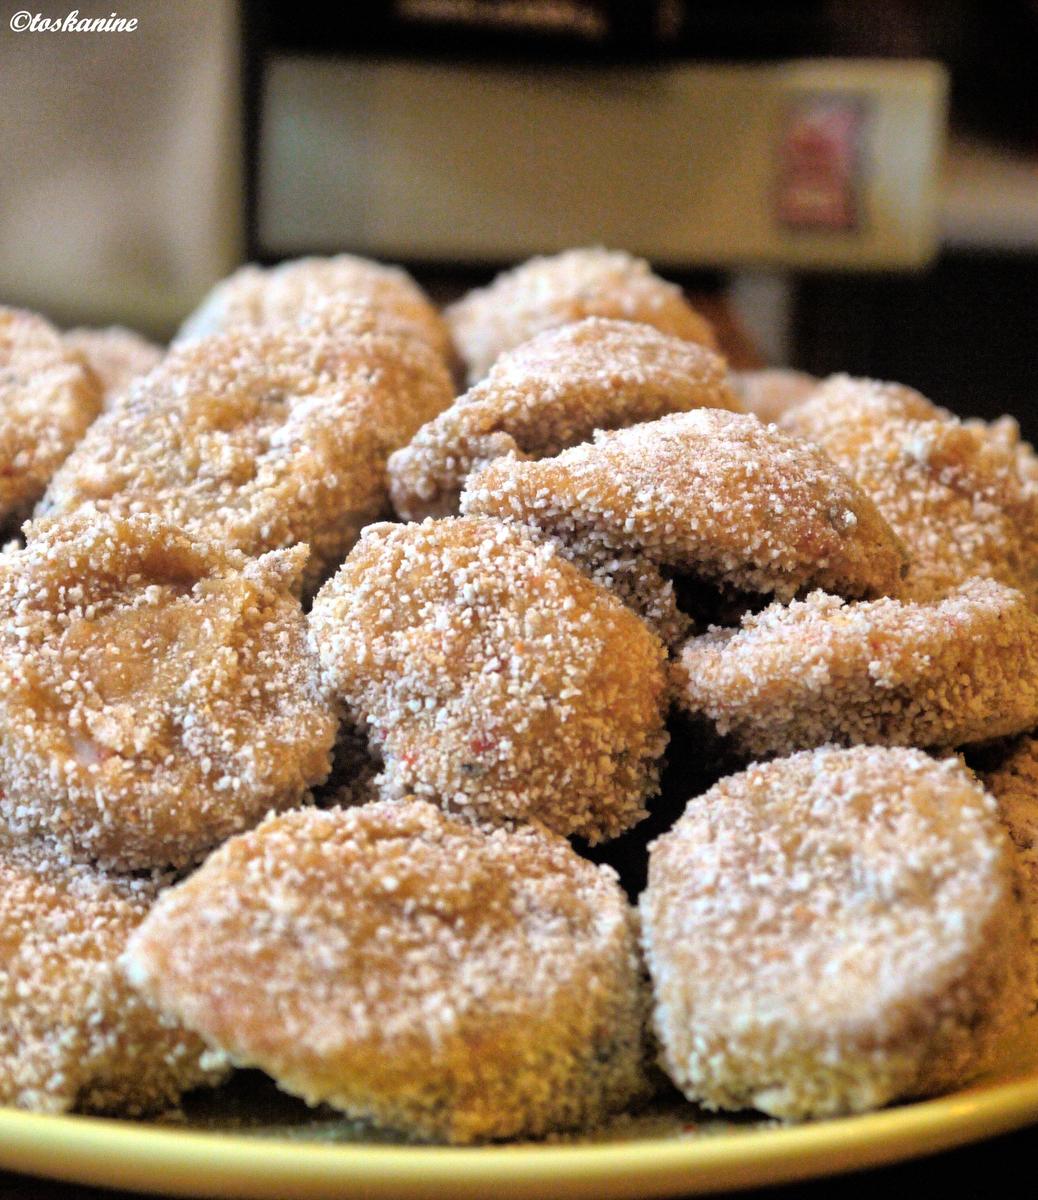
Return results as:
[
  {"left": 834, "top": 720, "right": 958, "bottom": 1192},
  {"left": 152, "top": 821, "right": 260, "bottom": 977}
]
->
[{"left": 3, "top": 1017, "right": 1038, "bottom": 1199}]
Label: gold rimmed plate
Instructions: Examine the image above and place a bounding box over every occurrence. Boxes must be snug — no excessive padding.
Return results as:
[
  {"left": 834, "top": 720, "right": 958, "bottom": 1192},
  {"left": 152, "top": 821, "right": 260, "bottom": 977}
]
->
[{"left": 2, "top": 1018, "right": 1037, "bottom": 1198}]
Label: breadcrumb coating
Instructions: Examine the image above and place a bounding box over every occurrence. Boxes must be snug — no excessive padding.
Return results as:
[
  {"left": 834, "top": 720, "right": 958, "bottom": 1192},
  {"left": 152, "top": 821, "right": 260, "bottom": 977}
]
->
[
  {"left": 674, "top": 579, "right": 1038, "bottom": 758},
  {"left": 445, "top": 248, "right": 717, "bottom": 384},
  {"left": 983, "top": 735, "right": 1038, "bottom": 986},
  {"left": 39, "top": 304, "right": 454, "bottom": 592},
  {"left": 0, "top": 306, "right": 102, "bottom": 531},
  {"left": 122, "top": 802, "right": 651, "bottom": 1143},
  {"left": 64, "top": 326, "right": 163, "bottom": 410},
  {"left": 970, "top": 413, "right": 1038, "bottom": 488},
  {"left": 309, "top": 517, "right": 669, "bottom": 843},
  {"left": 783, "top": 375, "right": 1038, "bottom": 605},
  {"left": 0, "top": 837, "right": 227, "bottom": 1114},
  {"left": 388, "top": 317, "right": 739, "bottom": 522},
  {"left": 462, "top": 409, "right": 907, "bottom": 645},
  {"left": 640, "top": 746, "right": 1031, "bottom": 1119},
  {"left": 177, "top": 254, "right": 451, "bottom": 363},
  {"left": 0, "top": 510, "right": 336, "bottom": 870},
  {"left": 730, "top": 369, "right": 817, "bottom": 425}
]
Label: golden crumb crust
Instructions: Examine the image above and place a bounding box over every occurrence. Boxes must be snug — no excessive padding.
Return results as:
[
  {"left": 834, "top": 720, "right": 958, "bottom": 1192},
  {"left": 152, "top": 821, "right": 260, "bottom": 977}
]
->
[
  {"left": 0, "top": 838, "right": 226, "bottom": 1114},
  {"left": 730, "top": 368, "right": 817, "bottom": 424},
  {"left": 674, "top": 579, "right": 1038, "bottom": 758},
  {"left": 39, "top": 303, "right": 454, "bottom": 592},
  {"left": 0, "top": 510, "right": 336, "bottom": 870},
  {"left": 177, "top": 254, "right": 451, "bottom": 363},
  {"left": 388, "top": 317, "right": 739, "bottom": 522},
  {"left": 975, "top": 414, "right": 1038, "bottom": 486},
  {"left": 983, "top": 735, "right": 1038, "bottom": 984},
  {"left": 309, "top": 517, "right": 669, "bottom": 844},
  {"left": 640, "top": 746, "right": 1031, "bottom": 1119},
  {"left": 122, "top": 802, "right": 651, "bottom": 1143},
  {"left": 783, "top": 375, "right": 1038, "bottom": 605},
  {"left": 64, "top": 326, "right": 163, "bottom": 410},
  {"left": 462, "top": 409, "right": 907, "bottom": 646},
  {"left": 445, "top": 248, "right": 717, "bottom": 384},
  {"left": 0, "top": 305, "right": 102, "bottom": 530}
]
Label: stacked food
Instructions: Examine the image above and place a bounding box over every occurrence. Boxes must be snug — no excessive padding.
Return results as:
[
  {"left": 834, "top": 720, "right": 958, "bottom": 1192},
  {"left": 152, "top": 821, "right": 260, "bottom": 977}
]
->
[{"left": 1, "top": 248, "right": 1036, "bottom": 1142}]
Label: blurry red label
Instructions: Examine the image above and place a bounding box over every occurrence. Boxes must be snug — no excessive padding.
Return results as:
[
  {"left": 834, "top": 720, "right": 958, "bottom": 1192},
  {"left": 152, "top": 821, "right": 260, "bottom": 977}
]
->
[{"left": 775, "top": 94, "right": 867, "bottom": 231}]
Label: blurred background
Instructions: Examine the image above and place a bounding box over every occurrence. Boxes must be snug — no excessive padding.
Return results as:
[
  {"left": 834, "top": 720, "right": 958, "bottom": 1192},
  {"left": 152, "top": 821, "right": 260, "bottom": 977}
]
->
[{"left": 1, "top": 0, "right": 1035, "bottom": 429}]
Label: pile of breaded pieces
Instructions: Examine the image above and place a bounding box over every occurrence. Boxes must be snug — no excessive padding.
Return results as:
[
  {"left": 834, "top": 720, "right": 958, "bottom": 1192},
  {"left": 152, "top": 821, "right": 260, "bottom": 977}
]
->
[{"left": 3, "top": 247, "right": 1038, "bottom": 1145}]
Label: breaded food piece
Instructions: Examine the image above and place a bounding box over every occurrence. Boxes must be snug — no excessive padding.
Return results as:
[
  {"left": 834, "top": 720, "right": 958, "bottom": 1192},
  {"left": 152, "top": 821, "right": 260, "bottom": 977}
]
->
[
  {"left": 462, "top": 409, "right": 907, "bottom": 646},
  {"left": 0, "top": 306, "right": 102, "bottom": 530},
  {"left": 640, "top": 746, "right": 1031, "bottom": 1119},
  {"left": 970, "top": 413, "right": 1038, "bottom": 488},
  {"left": 122, "top": 801, "right": 650, "bottom": 1143},
  {"left": 177, "top": 254, "right": 451, "bottom": 362},
  {"left": 64, "top": 325, "right": 163, "bottom": 410},
  {"left": 983, "top": 735, "right": 1038, "bottom": 973},
  {"left": 446, "top": 248, "right": 717, "bottom": 384},
  {"left": 0, "top": 837, "right": 227, "bottom": 1114},
  {"left": 0, "top": 510, "right": 336, "bottom": 871},
  {"left": 388, "top": 317, "right": 739, "bottom": 522},
  {"left": 310, "top": 517, "right": 669, "bottom": 844},
  {"left": 674, "top": 579, "right": 1038, "bottom": 759},
  {"left": 730, "top": 368, "right": 817, "bottom": 424},
  {"left": 783, "top": 375, "right": 1038, "bottom": 605},
  {"left": 39, "top": 305, "right": 454, "bottom": 592}
]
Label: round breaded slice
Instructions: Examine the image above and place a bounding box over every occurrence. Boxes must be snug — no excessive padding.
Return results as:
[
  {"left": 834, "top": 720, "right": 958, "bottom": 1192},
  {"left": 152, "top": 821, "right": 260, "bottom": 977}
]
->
[
  {"left": 39, "top": 305, "right": 454, "bottom": 592},
  {"left": 974, "top": 414, "right": 1038, "bottom": 487},
  {"left": 64, "top": 325, "right": 163, "bottom": 410},
  {"left": 674, "top": 578, "right": 1038, "bottom": 759},
  {"left": 983, "top": 734, "right": 1038, "bottom": 991},
  {"left": 0, "top": 509, "right": 337, "bottom": 871},
  {"left": 782, "top": 375, "right": 1038, "bottom": 605},
  {"left": 730, "top": 368, "right": 817, "bottom": 424},
  {"left": 0, "top": 837, "right": 227, "bottom": 1114},
  {"left": 388, "top": 317, "right": 739, "bottom": 522},
  {"left": 309, "top": 516, "right": 669, "bottom": 844},
  {"left": 0, "top": 306, "right": 102, "bottom": 531},
  {"left": 177, "top": 253, "right": 451, "bottom": 363},
  {"left": 121, "top": 801, "right": 650, "bottom": 1144},
  {"left": 445, "top": 247, "right": 717, "bottom": 384},
  {"left": 461, "top": 409, "right": 907, "bottom": 645},
  {"left": 640, "top": 746, "right": 1031, "bottom": 1120}
]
